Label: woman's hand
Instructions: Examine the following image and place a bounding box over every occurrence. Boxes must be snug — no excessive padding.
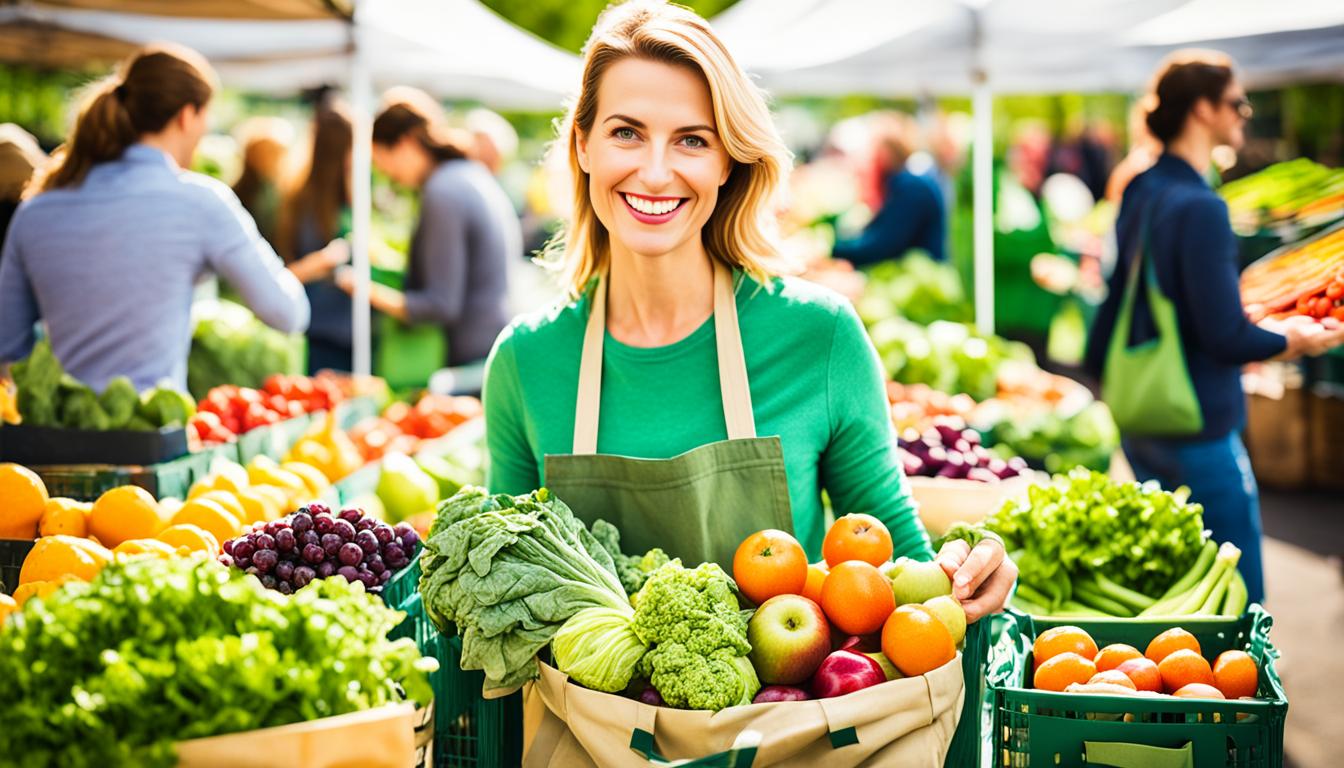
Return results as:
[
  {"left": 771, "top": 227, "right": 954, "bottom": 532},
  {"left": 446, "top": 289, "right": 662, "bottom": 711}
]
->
[{"left": 935, "top": 537, "right": 1018, "bottom": 624}]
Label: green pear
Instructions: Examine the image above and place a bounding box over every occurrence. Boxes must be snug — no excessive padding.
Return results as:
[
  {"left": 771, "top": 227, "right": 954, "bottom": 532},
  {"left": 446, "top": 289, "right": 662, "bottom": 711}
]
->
[
  {"left": 863, "top": 652, "right": 903, "bottom": 682},
  {"left": 923, "top": 595, "right": 967, "bottom": 648},
  {"left": 890, "top": 560, "right": 952, "bottom": 605}
]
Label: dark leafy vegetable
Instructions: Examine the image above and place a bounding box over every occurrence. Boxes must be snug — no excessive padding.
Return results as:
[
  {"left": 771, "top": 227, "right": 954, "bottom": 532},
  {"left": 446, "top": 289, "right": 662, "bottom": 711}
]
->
[
  {"left": 99, "top": 376, "right": 139, "bottom": 429},
  {"left": 0, "top": 557, "right": 435, "bottom": 768},
  {"left": 590, "top": 518, "right": 671, "bottom": 595}
]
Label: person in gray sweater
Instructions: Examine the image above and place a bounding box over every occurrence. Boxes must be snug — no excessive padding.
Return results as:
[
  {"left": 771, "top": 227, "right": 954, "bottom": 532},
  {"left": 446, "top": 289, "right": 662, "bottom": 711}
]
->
[
  {"left": 0, "top": 44, "right": 309, "bottom": 393},
  {"left": 337, "top": 87, "right": 517, "bottom": 367}
]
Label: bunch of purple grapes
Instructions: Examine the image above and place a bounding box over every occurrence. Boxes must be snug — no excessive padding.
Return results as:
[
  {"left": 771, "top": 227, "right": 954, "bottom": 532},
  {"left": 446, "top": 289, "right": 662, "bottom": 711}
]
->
[
  {"left": 897, "top": 416, "right": 1028, "bottom": 482},
  {"left": 218, "top": 503, "right": 421, "bottom": 595}
]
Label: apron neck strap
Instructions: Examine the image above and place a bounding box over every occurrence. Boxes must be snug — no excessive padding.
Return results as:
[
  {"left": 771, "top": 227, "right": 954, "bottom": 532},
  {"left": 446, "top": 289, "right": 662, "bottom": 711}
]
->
[{"left": 572, "top": 259, "right": 756, "bottom": 455}]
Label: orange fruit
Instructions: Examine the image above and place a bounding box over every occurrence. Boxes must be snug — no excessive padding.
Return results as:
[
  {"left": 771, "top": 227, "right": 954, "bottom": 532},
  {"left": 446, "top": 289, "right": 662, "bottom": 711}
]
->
[
  {"left": 13, "top": 579, "right": 64, "bottom": 606},
  {"left": 19, "top": 535, "right": 107, "bottom": 584},
  {"left": 823, "top": 514, "right": 893, "bottom": 567},
  {"left": 112, "top": 538, "right": 179, "bottom": 560},
  {"left": 1094, "top": 643, "right": 1143, "bottom": 672},
  {"left": 1212, "top": 650, "right": 1258, "bottom": 700},
  {"left": 1089, "top": 670, "right": 1138, "bottom": 690},
  {"left": 733, "top": 529, "right": 808, "bottom": 606},
  {"left": 196, "top": 491, "right": 247, "bottom": 526},
  {"left": 155, "top": 524, "right": 221, "bottom": 555},
  {"left": 1116, "top": 657, "right": 1162, "bottom": 692},
  {"left": 88, "top": 485, "right": 167, "bottom": 548},
  {"left": 1173, "top": 683, "right": 1225, "bottom": 699},
  {"left": 801, "top": 563, "right": 828, "bottom": 605},
  {"left": 171, "top": 499, "right": 242, "bottom": 546},
  {"left": 820, "top": 560, "right": 896, "bottom": 635},
  {"left": 0, "top": 592, "right": 17, "bottom": 624},
  {"left": 882, "top": 604, "right": 956, "bottom": 677},
  {"left": 1158, "top": 649, "right": 1214, "bottom": 693},
  {"left": 0, "top": 463, "right": 49, "bottom": 538},
  {"left": 39, "top": 498, "right": 90, "bottom": 537},
  {"left": 1034, "top": 652, "right": 1097, "bottom": 692},
  {"left": 1033, "top": 626, "right": 1099, "bottom": 671},
  {"left": 1146, "top": 627, "right": 1201, "bottom": 665}
]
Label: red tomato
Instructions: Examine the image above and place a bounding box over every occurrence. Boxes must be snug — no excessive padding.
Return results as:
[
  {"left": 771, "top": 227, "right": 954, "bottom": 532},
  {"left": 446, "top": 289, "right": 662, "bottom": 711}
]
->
[{"left": 1332, "top": 305, "right": 1344, "bottom": 322}]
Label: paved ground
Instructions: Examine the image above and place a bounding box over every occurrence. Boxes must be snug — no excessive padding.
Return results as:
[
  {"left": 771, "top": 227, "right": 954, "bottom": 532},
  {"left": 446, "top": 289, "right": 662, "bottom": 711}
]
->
[{"left": 1259, "top": 490, "right": 1343, "bottom": 768}]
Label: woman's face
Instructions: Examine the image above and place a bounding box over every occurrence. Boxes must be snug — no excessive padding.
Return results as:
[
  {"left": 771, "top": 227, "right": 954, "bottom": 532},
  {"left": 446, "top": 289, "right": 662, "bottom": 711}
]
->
[
  {"left": 1211, "top": 80, "right": 1250, "bottom": 150},
  {"left": 577, "top": 57, "right": 732, "bottom": 262},
  {"left": 372, "top": 135, "right": 428, "bottom": 188}
]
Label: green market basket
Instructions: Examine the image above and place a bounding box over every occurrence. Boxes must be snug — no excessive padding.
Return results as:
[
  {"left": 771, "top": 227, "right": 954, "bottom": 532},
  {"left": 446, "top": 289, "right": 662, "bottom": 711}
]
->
[
  {"left": 385, "top": 553, "right": 523, "bottom": 767},
  {"left": 988, "top": 607, "right": 1286, "bottom": 768}
]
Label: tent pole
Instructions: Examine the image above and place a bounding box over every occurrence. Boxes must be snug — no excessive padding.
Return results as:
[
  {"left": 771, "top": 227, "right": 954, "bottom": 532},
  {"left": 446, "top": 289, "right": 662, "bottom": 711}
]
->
[
  {"left": 972, "top": 76, "right": 994, "bottom": 336},
  {"left": 349, "top": 16, "right": 373, "bottom": 377}
]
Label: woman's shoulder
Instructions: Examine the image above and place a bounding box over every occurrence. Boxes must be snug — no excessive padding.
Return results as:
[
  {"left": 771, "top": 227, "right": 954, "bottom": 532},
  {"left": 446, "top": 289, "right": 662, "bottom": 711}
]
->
[
  {"left": 493, "top": 290, "right": 588, "bottom": 357},
  {"left": 743, "top": 272, "right": 856, "bottom": 330}
]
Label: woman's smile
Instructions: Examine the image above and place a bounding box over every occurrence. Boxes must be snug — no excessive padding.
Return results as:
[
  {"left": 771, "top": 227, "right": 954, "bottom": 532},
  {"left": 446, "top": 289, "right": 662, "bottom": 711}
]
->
[{"left": 620, "top": 192, "right": 688, "bottom": 224}]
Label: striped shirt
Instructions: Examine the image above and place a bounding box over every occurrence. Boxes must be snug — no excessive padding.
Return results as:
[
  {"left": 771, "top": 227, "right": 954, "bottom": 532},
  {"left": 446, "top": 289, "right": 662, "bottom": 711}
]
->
[{"left": 0, "top": 144, "right": 309, "bottom": 392}]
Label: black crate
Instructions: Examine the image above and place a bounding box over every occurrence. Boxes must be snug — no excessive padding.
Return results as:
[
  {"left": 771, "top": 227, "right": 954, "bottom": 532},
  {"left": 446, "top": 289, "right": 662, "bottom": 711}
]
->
[
  {"left": 0, "top": 423, "right": 187, "bottom": 466},
  {"left": 1, "top": 538, "right": 36, "bottom": 595}
]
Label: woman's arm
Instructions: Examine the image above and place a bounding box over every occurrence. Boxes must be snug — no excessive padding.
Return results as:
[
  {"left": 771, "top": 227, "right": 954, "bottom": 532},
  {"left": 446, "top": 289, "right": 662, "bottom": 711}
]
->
[
  {"left": 335, "top": 268, "right": 410, "bottom": 323},
  {"left": 198, "top": 179, "right": 310, "bottom": 333},
  {"left": 831, "top": 173, "right": 928, "bottom": 267},
  {"left": 819, "top": 302, "right": 933, "bottom": 560},
  {"left": 482, "top": 328, "right": 541, "bottom": 494},
  {"left": 0, "top": 229, "right": 38, "bottom": 365},
  {"left": 287, "top": 239, "right": 349, "bottom": 284},
  {"left": 1178, "top": 196, "right": 1286, "bottom": 364}
]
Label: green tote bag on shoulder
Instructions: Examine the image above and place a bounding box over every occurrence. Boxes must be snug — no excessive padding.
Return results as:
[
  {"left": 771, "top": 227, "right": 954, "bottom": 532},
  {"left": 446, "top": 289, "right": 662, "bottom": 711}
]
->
[{"left": 1101, "top": 199, "right": 1204, "bottom": 436}]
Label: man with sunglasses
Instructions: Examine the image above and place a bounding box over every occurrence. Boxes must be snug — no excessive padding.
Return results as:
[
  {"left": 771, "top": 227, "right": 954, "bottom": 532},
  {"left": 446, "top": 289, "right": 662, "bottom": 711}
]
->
[{"left": 1086, "top": 51, "right": 1344, "bottom": 607}]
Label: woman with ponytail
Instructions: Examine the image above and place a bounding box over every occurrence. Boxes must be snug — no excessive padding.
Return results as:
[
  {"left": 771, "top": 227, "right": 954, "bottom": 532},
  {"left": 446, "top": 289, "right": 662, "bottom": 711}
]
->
[
  {"left": 1085, "top": 51, "right": 1344, "bottom": 605},
  {"left": 0, "top": 44, "right": 309, "bottom": 392},
  {"left": 333, "top": 86, "right": 517, "bottom": 369}
]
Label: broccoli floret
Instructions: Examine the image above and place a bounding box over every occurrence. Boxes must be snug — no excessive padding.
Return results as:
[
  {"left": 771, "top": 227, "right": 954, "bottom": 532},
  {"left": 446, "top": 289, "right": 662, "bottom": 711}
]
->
[
  {"left": 591, "top": 519, "right": 673, "bottom": 595},
  {"left": 629, "top": 562, "right": 757, "bottom": 709}
]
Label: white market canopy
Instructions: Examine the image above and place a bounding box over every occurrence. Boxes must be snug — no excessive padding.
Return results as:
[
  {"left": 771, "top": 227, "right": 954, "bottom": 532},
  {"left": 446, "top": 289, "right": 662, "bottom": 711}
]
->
[{"left": 712, "top": 0, "right": 1344, "bottom": 333}]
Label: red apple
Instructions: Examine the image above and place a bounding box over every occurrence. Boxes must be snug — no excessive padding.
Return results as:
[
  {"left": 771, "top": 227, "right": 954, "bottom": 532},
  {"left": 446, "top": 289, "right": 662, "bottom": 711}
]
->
[
  {"left": 838, "top": 634, "right": 881, "bottom": 654},
  {"left": 748, "top": 595, "right": 832, "bottom": 685},
  {"left": 810, "top": 649, "right": 886, "bottom": 698},
  {"left": 753, "top": 685, "right": 810, "bottom": 703}
]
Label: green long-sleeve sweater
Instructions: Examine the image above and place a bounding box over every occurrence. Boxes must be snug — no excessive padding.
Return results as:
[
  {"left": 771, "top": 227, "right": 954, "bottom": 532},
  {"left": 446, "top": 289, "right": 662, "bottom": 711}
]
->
[{"left": 483, "top": 271, "right": 934, "bottom": 563}]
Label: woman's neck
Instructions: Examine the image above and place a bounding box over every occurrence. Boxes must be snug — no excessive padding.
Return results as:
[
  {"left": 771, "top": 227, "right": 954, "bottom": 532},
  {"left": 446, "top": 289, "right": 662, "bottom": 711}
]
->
[
  {"left": 605, "top": 240, "right": 715, "bottom": 348},
  {"left": 1166, "top": 130, "right": 1213, "bottom": 180}
]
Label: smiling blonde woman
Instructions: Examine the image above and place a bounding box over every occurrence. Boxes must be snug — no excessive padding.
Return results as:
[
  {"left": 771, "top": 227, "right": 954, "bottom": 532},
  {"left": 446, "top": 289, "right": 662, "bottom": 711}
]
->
[{"left": 483, "top": 0, "right": 1016, "bottom": 622}]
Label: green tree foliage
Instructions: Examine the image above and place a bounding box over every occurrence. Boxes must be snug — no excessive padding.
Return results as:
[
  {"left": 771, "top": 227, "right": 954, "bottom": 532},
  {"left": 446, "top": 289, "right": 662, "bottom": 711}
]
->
[{"left": 482, "top": 0, "right": 739, "bottom": 53}]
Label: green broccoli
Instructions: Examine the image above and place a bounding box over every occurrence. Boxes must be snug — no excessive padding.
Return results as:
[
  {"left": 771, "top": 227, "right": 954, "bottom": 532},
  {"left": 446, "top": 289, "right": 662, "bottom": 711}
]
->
[
  {"left": 11, "top": 340, "right": 63, "bottom": 426},
  {"left": 590, "top": 519, "right": 672, "bottom": 596},
  {"left": 99, "top": 376, "right": 139, "bottom": 429},
  {"left": 57, "top": 375, "right": 110, "bottom": 430},
  {"left": 630, "top": 562, "right": 758, "bottom": 710},
  {"left": 137, "top": 388, "right": 196, "bottom": 428}
]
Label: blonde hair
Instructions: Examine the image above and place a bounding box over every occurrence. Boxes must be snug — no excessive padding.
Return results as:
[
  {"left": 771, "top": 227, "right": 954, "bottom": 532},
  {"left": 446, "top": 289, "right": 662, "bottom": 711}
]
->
[{"left": 545, "top": 0, "right": 792, "bottom": 296}]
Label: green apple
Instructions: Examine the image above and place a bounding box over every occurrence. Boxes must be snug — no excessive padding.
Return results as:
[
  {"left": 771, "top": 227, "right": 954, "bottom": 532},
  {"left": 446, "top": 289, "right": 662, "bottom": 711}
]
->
[
  {"left": 748, "top": 595, "right": 832, "bottom": 685},
  {"left": 890, "top": 560, "right": 953, "bottom": 605},
  {"left": 863, "top": 651, "right": 903, "bottom": 681},
  {"left": 923, "top": 595, "right": 967, "bottom": 647}
]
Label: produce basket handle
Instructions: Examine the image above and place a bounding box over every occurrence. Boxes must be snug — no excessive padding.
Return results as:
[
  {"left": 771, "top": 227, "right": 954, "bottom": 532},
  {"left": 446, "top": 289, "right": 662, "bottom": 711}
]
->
[
  {"left": 1083, "top": 740, "right": 1193, "bottom": 768},
  {"left": 1247, "top": 604, "right": 1275, "bottom": 663},
  {"left": 628, "top": 712, "right": 759, "bottom": 767}
]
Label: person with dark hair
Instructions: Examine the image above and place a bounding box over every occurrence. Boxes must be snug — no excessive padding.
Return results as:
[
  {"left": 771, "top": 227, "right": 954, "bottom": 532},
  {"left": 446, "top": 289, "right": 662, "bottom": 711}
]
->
[
  {"left": 231, "top": 116, "right": 292, "bottom": 249},
  {"left": 1085, "top": 50, "right": 1344, "bottom": 605},
  {"left": 831, "top": 111, "right": 947, "bottom": 264},
  {"left": 279, "top": 104, "right": 356, "bottom": 373},
  {"left": 335, "top": 86, "right": 517, "bottom": 368},
  {"left": 0, "top": 44, "right": 308, "bottom": 392}
]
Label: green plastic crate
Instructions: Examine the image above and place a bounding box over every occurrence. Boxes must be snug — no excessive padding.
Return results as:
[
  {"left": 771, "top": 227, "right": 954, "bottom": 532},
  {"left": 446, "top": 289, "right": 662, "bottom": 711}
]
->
[
  {"left": 31, "top": 446, "right": 229, "bottom": 503},
  {"left": 988, "top": 607, "right": 1286, "bottom": 768},
  {"left": 32, "top": 465, "right": 132, "bottom": 501},
  {"left": 235, "top": 414, "right": 313, "bottom": 464},
  {"left": 335, "top": 461, "right": 383, "bottom": 506},
  {"left": 0, "top": 538, "right": 36, "bottom": 595},
  {"left": 389, "top": 572, "right": 522, "bottom": 768}
]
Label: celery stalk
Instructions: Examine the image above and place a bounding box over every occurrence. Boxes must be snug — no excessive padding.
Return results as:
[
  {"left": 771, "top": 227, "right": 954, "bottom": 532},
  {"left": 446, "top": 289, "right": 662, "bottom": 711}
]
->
[{"left": 1222, "top": 570, "right": 1248, "bottom": 616}]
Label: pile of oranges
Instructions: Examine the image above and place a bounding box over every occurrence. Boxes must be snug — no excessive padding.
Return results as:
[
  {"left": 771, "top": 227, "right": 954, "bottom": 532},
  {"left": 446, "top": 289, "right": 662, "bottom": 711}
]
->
[
  {"left": 1031, "top": 625, "right": 1260, "bottom": 700},
  {"left": 733, "top": 513, "right": 961, "bottom": 679}
]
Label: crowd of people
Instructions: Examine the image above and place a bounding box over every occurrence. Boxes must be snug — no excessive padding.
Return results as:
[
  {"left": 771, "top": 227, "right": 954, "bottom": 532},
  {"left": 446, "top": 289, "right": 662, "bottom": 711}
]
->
[{"left": 1, "top": 0, "right": 1343, "bottom": 616}]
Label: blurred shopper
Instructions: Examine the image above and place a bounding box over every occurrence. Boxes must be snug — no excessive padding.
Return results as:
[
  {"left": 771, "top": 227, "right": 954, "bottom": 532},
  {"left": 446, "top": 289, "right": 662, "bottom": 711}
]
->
[
  {"left": 0, "top": 124, "right": 47, "bottom": 264},
  {"left": 231, "top": 116, "right": 292, "bottom": 248},
  {"left": 465, "top": 107, "right": 519, "bottom": 177},
  {"left": 0, "top": 44, "right": 308, "bottom": 391},
  {"left": 337, "top": 87, "right": 516, "bottom": 368},
  {"left": 831, "top": 112, "right": 947, "bottom": 264},
  {"left": 278, "top": 104, "right": 356, "bottom": 373},
  {"left": 1085, "top": 51, "right": 1344, "bottom": 604},
  {"left": 1105, "top": 98, "right": 1163, "bottom": 205}
]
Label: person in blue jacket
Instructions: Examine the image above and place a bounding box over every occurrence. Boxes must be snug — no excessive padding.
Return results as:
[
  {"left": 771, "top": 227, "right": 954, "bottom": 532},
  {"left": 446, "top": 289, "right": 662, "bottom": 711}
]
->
[
  {"left": 1085, "top": 52, "right": 1344, "bottom": 604},
  {"left": 832, "top": 112, "right": 947, "bottom": 265}
]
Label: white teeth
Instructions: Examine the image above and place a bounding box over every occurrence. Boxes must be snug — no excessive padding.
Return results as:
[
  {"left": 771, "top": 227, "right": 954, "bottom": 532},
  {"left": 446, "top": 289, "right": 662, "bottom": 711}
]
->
[{"left": 624, "top": 194, "right": 681, "bottom": 216}]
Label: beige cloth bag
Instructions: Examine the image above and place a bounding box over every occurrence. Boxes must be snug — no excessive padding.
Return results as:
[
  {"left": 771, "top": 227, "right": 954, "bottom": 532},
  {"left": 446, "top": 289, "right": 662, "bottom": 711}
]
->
[{"left": 523, "top": 655, "right": 963, "bottom": 768}]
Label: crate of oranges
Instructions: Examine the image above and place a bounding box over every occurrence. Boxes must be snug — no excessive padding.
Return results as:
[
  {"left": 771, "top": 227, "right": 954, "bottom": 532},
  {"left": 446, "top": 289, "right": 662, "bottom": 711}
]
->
[{"left": 987, "top": 607, "right": 1285, "bottom": 767}]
